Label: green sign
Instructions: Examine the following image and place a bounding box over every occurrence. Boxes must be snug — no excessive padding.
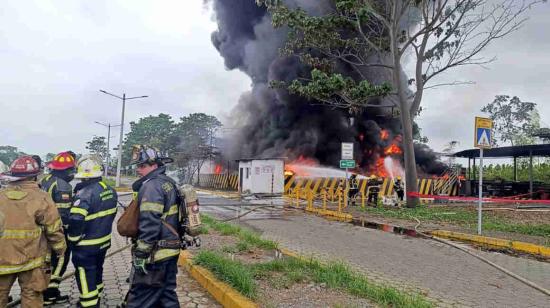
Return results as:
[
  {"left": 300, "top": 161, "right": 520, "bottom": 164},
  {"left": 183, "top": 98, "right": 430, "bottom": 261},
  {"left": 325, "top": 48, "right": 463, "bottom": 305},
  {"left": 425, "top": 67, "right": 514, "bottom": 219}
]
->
[{"left": 340, "top": 160, "right": 355, "bottom": 169}]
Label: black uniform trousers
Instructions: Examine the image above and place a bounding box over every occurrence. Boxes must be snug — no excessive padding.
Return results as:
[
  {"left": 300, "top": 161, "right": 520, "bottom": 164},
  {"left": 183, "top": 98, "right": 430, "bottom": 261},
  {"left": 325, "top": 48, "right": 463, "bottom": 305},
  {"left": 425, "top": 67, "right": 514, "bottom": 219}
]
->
[
  {"left": 126, "top": 258, "right": 179, "bottom": 308},
  {"left": 47, "top": 232, "right": 72, "bottom": 291},
  {"left": 72, "top": 247, "right": 108, "bottom": 308}
]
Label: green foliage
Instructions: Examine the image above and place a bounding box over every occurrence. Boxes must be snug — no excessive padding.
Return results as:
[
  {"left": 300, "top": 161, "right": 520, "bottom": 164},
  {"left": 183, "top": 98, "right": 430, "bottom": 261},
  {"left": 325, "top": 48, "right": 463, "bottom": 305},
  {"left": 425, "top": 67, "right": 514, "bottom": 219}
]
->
[
  {"left": 361, "top": 207, "right": 550, "bottom": 239},
  {"left": 86, "top": 136, "right": 108, "bottom": 159},
  {"left": 258, "top": 1, "right": 392, "bottom": 110},
  {"left": 122, "top": 113, "right": 176, "bottom": 164},
  {"left": 0, "top": 145, "right": 26, "bottom": 165},
  {"left": 481, "top": 95, "right": 539, "bottom": 146},
  {"left": 194, "top": 250, "right": 257, "bottom": 298},
  {"left": 118, "top": 112, "right": 222, "bottom": 183},
  {"left": 478, "top": 161, "right": 550, "bottom": 183},
  {"left": 284, "top": 69, "right": 391, "bottom": 107},
  {"left": 201, "top": 214, "right": 278, "bottom": 250},
  {"left": 196, "top": 250, "right": 434, "bottom": 307}
]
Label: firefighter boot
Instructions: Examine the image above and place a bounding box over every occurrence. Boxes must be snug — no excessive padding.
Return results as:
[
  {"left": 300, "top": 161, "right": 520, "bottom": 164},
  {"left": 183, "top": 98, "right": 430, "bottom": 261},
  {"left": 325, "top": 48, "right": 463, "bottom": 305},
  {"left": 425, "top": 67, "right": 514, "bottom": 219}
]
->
[{"left": 43, "top": 288, "right": 69, "bottom": 306}]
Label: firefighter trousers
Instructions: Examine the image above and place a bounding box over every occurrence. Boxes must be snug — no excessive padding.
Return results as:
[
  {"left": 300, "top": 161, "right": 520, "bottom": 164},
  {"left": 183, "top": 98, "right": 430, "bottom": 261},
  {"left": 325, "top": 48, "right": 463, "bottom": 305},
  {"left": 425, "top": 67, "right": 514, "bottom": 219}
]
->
[
  {"left": 72, "top": 247, "right": 107, "bottom": 308},
  {"left": 126, "top": 258, "right": 179, "bottom": 308},
  {"left": 46, "top": 234, "right": 71, "bottom": 294},
  {"left": 0, "top": 266, "right": 50, "bottom": 308}
]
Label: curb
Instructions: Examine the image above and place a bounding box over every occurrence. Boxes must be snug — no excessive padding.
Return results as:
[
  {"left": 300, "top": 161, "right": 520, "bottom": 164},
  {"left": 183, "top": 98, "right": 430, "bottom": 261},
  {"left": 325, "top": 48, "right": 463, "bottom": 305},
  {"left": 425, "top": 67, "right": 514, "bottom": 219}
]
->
[
  {"left": 305, "top": 207, "right": 353, "bottom": 221},
  {"left": 430, "top": 230, "right": 550, "bottom": 258},
  {"left": 178, "top": 251, "right": 258, "bottom": 308}
]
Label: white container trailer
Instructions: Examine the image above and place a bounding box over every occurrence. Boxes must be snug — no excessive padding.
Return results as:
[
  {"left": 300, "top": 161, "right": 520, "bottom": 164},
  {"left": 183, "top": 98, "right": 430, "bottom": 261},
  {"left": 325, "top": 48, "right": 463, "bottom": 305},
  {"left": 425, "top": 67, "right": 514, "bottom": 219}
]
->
[{"left": 237, "top": 158, "right": 285, "bottom": 195}]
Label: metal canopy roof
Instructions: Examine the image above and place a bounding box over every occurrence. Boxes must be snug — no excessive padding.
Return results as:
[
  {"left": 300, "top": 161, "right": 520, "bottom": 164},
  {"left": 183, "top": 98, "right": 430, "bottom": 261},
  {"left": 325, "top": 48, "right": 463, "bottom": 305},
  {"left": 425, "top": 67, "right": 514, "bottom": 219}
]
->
[{"left": 453, "top": 144, "right": 550, "bottom": 158}]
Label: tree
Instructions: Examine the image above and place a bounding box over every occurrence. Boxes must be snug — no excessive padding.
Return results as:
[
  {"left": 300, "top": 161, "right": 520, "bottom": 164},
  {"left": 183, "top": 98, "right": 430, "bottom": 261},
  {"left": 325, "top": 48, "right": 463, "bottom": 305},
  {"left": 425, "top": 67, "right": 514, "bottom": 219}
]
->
[
  {"left": 44, "top": 153, "right": 56, "bottom": 163},
  {"left": 481, "top": 95, "right": 539, "bottom": 146},
  {"left": 86, "top": 136, "right": 108, "bottom": 159},
  {"left": 0, "top": 146, "right": 26, "bottom": 165},
  {"left": 122, "top": 113, "right": 176, "bottom": 165},
  {"left": 173, "top": 113, "right": 222, "bottom": 184},
  {"left": 258, "top": 0, "right": 543, "bottom": 207}
]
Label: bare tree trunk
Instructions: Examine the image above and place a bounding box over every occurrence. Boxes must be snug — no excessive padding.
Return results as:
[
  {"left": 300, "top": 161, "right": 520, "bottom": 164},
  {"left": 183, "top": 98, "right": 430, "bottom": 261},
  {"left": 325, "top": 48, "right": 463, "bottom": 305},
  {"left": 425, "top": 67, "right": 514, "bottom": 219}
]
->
[{"left": 391, "top": 1, "right": 418, "bottom": 208}]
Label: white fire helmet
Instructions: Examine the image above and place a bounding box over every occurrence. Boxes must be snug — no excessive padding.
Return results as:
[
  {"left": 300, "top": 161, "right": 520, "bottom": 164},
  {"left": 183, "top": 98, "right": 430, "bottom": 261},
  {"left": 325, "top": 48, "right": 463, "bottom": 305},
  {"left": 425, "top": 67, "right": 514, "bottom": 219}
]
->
[{"left": 75, "top": 155, "right": 103, "bottom": 179}]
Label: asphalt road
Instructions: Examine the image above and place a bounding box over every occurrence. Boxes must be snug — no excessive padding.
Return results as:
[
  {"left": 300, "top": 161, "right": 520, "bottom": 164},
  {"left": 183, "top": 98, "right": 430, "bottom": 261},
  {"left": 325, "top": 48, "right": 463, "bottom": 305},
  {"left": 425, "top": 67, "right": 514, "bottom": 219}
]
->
[{"left": 200, "top": 191, "right": 550, "bottom": 308}]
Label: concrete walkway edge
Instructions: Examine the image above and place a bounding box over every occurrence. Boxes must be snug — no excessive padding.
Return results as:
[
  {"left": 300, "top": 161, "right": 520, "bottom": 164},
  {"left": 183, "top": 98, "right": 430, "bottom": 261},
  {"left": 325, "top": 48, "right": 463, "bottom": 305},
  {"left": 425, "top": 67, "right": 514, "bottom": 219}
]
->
[{"left": 178, "top": 251, "right": 258, "bottom": 308}]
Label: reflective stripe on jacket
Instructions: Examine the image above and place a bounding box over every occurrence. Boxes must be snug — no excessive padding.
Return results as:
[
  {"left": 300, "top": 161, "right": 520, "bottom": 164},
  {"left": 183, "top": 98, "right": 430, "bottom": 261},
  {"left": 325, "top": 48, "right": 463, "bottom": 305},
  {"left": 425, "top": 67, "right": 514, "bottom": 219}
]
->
[
  {"left": 40, "top": 174, "right": 73, "bottom": 225},
  {"left": 134, "top": 167, "right": 180, "bottom": 263},
  {"left": 0, "top": 180, "right": 66, "bottom": 275},
  {"left": 68, "top": 180, "right": 117, "bottom": 250}
]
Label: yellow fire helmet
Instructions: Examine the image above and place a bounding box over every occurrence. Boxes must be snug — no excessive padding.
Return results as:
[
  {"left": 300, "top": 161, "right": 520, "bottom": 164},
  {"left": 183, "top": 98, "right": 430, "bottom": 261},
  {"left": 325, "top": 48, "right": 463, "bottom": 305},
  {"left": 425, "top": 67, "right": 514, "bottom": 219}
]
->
[{"left": 75, "top": 155, "right": 104, "bottom": 179}]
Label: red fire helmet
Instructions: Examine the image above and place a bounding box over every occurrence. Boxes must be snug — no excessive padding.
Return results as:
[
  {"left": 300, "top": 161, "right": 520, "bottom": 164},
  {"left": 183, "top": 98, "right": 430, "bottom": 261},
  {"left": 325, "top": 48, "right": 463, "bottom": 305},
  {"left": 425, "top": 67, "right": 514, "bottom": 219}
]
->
[
  {"left": 9, "top": 156, "right": 40, "bottom": 178},
  {"left": 48, "top": 152, "right": 76, "bottom": 170}
]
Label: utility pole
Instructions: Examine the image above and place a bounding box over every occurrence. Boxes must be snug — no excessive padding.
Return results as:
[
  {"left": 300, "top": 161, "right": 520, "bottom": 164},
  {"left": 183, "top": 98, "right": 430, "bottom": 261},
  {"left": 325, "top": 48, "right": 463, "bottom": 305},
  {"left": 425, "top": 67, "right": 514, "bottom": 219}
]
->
[
  {"left": 95, "top": 121, "right": 121, "bottom": 177},
  {"left": 100, "top": 90, "right": 148, "bottom": 187}
]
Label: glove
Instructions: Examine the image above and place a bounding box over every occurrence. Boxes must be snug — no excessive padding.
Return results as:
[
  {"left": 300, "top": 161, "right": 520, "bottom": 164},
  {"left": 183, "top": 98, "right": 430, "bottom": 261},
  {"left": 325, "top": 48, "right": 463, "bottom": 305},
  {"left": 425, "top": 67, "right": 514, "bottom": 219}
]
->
[{"left": 133, "top": 257, "right": 148, "bottom": 275}]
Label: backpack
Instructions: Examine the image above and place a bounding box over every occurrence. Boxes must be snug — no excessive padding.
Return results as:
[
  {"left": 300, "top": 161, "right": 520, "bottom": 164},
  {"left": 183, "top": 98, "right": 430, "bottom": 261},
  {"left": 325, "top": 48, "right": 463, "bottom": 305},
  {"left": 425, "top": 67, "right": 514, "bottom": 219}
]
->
[{"left": 117, "top": 197, "right": 139, "bottom": 238}]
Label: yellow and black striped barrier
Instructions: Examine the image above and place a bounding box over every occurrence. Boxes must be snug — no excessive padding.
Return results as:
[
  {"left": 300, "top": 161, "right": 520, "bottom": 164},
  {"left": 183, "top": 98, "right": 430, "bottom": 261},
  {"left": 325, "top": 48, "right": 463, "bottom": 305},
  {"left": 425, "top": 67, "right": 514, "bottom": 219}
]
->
[
  {"left": 197, "top": 173, "right": 459, "bottom": 198},
  {"left": 283, "top": 175, "right": 452, "bottom": 198},
  {"left": 198, "top": 173, "right": 238, "bottom": 191}
]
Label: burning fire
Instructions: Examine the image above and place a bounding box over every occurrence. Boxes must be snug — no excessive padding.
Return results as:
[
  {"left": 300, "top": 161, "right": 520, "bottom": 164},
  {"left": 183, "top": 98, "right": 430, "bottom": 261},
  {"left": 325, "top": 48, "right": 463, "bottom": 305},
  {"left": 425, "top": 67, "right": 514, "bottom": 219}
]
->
[
  {"left": 380, "top": 129, "right": 390, "bottom": 140},
  {"left": 214, "top": 164, "right": 223, "bottom": 174},
  {"left": 384, "top": 143, "right": 403, "bottom": 156},
  {"left": 284, "top": 155, "right": 318, "bottom": 176}
]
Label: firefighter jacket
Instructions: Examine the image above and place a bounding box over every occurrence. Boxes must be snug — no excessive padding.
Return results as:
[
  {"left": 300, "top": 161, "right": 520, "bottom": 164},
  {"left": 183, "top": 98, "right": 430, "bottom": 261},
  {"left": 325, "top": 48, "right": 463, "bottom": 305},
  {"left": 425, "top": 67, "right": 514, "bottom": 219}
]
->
[
  {"left": 40, "top": 173, "right": 73, "bottom": 226},
  {"left": 0, "top": 180, "right": 66, "bottom": 275},
  {"left": 67, "top": 179, "right": 117, "bottom": 251},
  {"left": 133, "top": 166, "right": 180, "bottom": 263}
]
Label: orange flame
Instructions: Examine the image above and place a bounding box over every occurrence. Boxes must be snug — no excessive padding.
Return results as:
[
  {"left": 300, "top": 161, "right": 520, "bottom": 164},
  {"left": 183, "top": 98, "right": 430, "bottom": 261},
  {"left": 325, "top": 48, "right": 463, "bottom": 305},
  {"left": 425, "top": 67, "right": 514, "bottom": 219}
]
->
[
  {"left": 384, "top": 144, "right": 402, "bottom": 155},
  {"left": 284, "top": 155, "right": 319, "bottom": 176},
  {"left": 214, "top": 164, "right": 223, "bottom": 174},
  {"left": 380, "top": 130, "right": 390, "bottom": 140}
]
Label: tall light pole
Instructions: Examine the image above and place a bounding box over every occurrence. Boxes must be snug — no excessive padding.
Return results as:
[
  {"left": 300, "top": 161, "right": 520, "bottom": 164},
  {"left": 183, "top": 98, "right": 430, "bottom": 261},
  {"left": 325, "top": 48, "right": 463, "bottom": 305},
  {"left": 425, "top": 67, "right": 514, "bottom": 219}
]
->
[
  {"left": 99, "top": 90, "right": 148, "bottom": 187},
  {"left": 94, "top": 121, "right": 121, "bottom": 177}
]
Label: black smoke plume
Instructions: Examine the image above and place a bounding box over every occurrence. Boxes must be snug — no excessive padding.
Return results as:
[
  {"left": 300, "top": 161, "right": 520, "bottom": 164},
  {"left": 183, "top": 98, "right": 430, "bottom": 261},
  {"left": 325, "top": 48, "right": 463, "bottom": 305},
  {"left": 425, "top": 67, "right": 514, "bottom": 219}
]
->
[{"left": 210, "top": 0, "right": 446, "bottom": 175}]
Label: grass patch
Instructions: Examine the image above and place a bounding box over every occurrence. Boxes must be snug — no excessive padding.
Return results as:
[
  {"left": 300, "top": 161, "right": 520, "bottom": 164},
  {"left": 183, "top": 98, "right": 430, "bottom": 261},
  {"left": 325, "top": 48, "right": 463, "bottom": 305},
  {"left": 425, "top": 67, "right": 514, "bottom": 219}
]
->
[
  {"left": 201, "top": 214, "right": 278, "bottom": 250},
  {"left": 194, "top": 250, "right": 257, "bottom": 299},
  {"left": 195, "top": 250, "right": 433, "bottom": 308},
  {"left": 361, "top": 206, "right": 550, "bottom": 238}
]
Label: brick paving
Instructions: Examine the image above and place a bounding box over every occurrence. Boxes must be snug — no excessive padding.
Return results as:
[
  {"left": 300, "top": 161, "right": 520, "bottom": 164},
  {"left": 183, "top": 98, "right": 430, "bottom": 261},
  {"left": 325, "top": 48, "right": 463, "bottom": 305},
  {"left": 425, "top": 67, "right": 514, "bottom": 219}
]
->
[
  {"left": 201, "top": 192, "right": 550, "bottom": 308},
  {"left": 9, "top": 208, "right": 220, "bottom": 308}
]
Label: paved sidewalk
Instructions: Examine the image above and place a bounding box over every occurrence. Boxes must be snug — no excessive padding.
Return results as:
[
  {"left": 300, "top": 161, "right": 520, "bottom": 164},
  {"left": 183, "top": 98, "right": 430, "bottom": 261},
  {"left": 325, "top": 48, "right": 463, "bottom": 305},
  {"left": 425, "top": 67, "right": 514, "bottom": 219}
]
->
[
  {"left": 9, "top": 209, "right": 220, "bottom": 308},
  {"left": 201, "top": 193, "right": 550, "bottom": 308}
]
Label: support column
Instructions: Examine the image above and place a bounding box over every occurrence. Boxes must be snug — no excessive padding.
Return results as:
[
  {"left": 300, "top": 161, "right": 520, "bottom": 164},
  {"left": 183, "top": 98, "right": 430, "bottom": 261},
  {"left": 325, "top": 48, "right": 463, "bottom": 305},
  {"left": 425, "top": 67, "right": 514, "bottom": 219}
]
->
[
  {"left": 529, "top": 151, "right": 533, "bottom": 195},
  {"left": 513, "top": 156, "right": 518, "bottom": 182}
]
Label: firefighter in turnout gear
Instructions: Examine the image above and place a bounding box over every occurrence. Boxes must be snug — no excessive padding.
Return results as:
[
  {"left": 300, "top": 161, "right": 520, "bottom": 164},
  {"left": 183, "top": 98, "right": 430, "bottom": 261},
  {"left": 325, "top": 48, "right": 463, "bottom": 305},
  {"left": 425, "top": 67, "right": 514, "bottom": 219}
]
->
[
  {"left": 0, "top": 156, "right": 66, "bottom": 307},
  {"left": 393, "top": 177, "right": 405, "bottom": 206},
  {"left": 348, "top": 174, "right": 359, "bottom": 206},
  {"left": 68, "top": 156, "right": 117, "bottom": 308},
  {"left": 126, "top": 145, "right": 180, "bottom": 308},
  {"left": 40, "top": 151, "right": 76, "bottom": 305},
  {"left": 367, "top": 175, "right": 381, "bottom": 206}
]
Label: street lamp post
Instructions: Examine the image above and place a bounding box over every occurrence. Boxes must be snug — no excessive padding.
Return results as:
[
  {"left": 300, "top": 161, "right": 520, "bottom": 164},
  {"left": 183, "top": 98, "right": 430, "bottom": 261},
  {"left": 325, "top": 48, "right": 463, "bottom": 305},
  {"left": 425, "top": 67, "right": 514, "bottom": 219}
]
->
[
  {"left": 99, "top": 90, "right": 148, "bottom": 187},
  {"left": 94, "top": 121, "right": 121, "bottom": 177}
]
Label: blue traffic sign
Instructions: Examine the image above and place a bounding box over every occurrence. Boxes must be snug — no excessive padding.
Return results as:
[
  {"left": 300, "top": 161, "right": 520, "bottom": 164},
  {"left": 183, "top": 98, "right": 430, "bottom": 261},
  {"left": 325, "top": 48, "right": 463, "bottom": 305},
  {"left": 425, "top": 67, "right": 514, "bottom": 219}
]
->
[{"left": 476, "top": 128, "right": 491, "bottom": 147}]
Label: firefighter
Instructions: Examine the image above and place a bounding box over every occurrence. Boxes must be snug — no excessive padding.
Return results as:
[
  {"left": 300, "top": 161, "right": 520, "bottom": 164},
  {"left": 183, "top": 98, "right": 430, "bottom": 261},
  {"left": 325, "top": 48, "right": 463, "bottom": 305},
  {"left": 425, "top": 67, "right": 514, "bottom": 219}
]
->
[
  {"left": 0, "top": 156, "right": 66, "bottom": 307},
  {"left": 126, "top": 145, "right": 180, "bottom": 308},
  {"left": 394, "top": 177, "right": 404, "bottom": 206},
  {"left": 348, "top": 174, "right": 359, "bottom": 206},
  {"left": 40, "top": 151, "right": 76, "bottom": 305},
  {"left": 367, "top": 175, "right": 380, "bottom": 206},
  {"left": 68, "top": 156, "right": 117, "bottom": 308}
]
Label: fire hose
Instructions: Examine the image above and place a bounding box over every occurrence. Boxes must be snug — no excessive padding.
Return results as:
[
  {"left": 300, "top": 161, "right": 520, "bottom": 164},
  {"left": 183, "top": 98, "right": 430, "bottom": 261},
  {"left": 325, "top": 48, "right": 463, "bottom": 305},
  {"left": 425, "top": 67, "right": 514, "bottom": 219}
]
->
[{"left": 410, "top": 216, "right": 550, "bottom": 298}]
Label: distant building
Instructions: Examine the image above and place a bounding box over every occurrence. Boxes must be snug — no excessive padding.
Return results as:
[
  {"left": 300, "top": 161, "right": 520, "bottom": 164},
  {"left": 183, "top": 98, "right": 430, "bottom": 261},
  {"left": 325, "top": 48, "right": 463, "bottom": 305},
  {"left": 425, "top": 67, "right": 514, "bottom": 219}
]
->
[{"left": 237, "top": 158, "right": 285, "bottom": 195}]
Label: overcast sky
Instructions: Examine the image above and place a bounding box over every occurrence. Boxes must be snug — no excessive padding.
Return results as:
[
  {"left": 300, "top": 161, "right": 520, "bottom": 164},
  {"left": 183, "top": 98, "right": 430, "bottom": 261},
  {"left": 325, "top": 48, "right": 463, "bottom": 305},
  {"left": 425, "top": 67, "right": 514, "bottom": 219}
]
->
[{"left": 1, "top": 1, "right": 549, "bottom": 160}]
